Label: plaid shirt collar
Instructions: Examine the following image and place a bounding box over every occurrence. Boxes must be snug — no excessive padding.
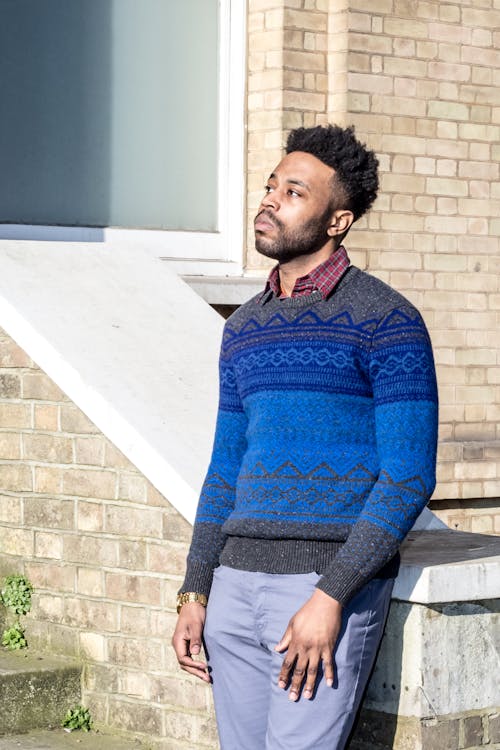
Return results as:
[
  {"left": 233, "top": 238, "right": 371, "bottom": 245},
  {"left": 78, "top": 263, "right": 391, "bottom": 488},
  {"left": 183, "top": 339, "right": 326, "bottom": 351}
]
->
[{"left": 261, "top": 245, "right": 350, "bottom": 302}]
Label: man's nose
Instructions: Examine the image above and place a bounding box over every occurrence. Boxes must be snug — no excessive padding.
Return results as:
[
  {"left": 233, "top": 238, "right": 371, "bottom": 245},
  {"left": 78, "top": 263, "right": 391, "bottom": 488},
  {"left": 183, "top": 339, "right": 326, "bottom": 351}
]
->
[{"left": 261, "top": 190, "right": 280, "bottom": 211}]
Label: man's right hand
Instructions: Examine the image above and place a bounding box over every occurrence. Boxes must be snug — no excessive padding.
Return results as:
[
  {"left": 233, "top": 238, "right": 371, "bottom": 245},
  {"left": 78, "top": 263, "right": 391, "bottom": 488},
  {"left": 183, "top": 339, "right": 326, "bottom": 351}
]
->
[{"left": 171, "top": 602, "right": 210, "bottom": 682}]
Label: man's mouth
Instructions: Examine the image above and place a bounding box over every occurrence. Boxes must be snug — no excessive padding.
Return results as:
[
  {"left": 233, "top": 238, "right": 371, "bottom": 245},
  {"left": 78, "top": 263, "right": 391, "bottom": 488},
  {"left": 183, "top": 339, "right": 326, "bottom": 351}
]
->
[{"left": 254, "top": 211, "right": 276, "bottom": 232}]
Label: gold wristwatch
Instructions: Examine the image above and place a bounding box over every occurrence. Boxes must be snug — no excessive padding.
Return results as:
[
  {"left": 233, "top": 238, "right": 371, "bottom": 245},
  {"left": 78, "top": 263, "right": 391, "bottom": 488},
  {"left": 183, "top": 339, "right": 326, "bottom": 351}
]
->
[{"left": 176, "top": 592, "right": 208, "bottom": 613}]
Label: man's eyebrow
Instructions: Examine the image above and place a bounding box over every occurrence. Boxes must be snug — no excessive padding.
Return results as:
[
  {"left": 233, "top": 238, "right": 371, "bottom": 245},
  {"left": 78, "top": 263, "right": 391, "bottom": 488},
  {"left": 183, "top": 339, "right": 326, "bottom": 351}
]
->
[{"left": 267, "top": 173, "right": 311, "bottom": 191}]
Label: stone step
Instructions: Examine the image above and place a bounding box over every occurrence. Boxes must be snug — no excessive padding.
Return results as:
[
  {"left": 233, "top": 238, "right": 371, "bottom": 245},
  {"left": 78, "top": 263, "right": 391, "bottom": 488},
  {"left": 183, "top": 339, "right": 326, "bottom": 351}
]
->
[
  {"left": 0, "top": 728, "right": 149, "bottom": 749},
  {"left": 0, "top": 651, "right": 81, "bottom": 736}
]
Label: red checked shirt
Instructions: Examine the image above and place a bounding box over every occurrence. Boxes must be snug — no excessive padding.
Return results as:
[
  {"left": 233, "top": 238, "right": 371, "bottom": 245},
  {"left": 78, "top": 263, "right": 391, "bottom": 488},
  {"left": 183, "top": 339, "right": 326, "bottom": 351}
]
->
[{"left": 263, "top": 245, "right": 350, "bottom": 300}]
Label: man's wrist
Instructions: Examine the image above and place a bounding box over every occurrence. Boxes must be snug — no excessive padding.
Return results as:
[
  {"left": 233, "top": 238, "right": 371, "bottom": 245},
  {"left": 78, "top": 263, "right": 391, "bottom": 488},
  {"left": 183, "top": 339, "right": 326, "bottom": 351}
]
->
[{"left": 176, "top": 591, "right": 208, "bottom": 614}]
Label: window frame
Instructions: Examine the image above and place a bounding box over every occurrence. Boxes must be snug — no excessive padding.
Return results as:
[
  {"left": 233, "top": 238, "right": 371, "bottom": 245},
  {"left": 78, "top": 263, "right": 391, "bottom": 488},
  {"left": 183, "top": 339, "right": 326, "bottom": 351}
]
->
[{"left": 0, "top": 0, "right": 247, "bottom": 275}]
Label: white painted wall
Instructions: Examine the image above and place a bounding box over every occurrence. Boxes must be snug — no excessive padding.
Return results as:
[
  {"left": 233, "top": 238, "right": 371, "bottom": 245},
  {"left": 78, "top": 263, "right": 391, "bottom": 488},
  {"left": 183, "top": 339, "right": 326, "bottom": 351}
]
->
[{"left": 0, "top": 240, "right": 223, "bottom": 523}]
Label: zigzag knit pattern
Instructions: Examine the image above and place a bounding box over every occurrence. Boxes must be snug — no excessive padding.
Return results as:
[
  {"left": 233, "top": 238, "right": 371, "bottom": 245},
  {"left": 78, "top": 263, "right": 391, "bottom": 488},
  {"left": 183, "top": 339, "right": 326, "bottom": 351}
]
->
[{"left": 182, "top": 267, "right": 438, "bottom": 604}]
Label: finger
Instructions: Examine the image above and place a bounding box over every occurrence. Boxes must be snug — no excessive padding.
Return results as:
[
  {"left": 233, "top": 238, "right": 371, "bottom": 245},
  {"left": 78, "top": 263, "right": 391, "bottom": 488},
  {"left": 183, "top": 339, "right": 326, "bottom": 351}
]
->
[
  {"left": 275, "top": 625, "right": 292, "bottom": 653},
  {"left": 180, "top": 662, "right": 211, "bottom": 682},
  {"left": 288, "top": 658, "right": 308, "bottom": 702},
  {"left": 278, "top": 652, "right": 296, "bottom": 689},
  {"left": 322, "top": 651, "right": 334, "bottom": 688},
  {"left": 302, "top": 659, "right": 319, "bottom": 700}
]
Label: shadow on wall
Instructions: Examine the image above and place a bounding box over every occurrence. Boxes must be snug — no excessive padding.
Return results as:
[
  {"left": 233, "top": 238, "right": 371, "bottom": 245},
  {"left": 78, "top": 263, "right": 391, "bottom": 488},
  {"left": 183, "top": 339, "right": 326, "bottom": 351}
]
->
[{"left": 0, "top": 0, "right": 111, "bottom": 229}]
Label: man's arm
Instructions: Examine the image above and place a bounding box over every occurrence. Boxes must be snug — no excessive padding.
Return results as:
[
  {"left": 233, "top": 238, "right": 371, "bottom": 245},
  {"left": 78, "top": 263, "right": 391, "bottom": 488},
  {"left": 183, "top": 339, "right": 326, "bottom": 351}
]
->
[
  {"left": 172, "top": 333, "right": 248, "bottom": 677},
  {"left": 275, "top": 305, "right": 438, "bottom": 699}
]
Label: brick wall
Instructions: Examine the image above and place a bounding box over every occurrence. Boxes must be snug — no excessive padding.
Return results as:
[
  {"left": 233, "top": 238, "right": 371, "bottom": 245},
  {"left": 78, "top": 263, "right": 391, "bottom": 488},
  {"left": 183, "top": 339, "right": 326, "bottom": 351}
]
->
[
  {"left": 245, "top": 0, "right": 500, "bottom": 524},
  {"left": 0, "top": 327, "right": 217, "bottom": 749}
]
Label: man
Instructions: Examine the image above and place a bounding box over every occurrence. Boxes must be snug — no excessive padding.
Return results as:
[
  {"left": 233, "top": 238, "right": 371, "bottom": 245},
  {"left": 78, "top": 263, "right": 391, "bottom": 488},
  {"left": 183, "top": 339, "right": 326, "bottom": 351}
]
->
[{"left": 172, "top": 124, "right": 438, "bottom": 749}]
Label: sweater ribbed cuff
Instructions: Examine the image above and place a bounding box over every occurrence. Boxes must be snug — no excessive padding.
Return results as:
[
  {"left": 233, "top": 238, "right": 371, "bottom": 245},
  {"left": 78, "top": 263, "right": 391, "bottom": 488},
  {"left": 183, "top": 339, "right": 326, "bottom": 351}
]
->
[
  {"left": 179, "top": 560, "right": 215, "bottom": 600},
  {"left": 315, "top": 558, "right": 367, "bottom": 606}
]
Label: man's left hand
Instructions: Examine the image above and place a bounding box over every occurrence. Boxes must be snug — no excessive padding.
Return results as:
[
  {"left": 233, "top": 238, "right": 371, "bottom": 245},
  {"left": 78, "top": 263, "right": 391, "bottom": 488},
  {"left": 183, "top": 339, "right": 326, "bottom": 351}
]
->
[{"left": 275, "top": 588, "right": 343, "bottom": 701}]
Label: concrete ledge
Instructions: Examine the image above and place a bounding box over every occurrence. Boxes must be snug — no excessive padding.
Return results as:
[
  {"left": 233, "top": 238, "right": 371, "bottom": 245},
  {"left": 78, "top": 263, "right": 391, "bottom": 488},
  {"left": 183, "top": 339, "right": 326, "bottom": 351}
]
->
[
  {"left": 0, "top": 651, "right": 81, "bottom": 735},
  {"left": 395, "top": 530, "right": 500, "bottom": 603}
]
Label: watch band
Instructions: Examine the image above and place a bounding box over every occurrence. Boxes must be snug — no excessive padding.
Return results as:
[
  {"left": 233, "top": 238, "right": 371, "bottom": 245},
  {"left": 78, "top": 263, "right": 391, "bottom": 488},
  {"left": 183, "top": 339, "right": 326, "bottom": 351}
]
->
[{"left": 176, "top": 591, "right": 208, "bottom": 613}]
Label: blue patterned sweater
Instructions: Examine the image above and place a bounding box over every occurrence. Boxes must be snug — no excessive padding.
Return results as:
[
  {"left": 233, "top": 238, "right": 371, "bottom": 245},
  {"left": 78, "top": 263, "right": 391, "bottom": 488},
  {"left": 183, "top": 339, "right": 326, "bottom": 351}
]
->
[{"left": 182, "top": 266, "right": 438, "bottom": 605}]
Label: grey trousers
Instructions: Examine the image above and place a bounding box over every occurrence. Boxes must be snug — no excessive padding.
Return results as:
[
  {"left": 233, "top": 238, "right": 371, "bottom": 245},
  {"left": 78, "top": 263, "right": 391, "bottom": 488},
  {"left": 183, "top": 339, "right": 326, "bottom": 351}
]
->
[{"left": 204, "top": 566, "right": 394, "bottom": 750}]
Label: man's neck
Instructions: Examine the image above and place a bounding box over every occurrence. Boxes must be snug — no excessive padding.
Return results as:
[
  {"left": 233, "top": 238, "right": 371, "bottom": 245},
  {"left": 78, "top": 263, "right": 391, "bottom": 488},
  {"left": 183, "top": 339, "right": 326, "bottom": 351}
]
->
[{"left": 278, "top": 242, "right": 337, "bottom": 297}]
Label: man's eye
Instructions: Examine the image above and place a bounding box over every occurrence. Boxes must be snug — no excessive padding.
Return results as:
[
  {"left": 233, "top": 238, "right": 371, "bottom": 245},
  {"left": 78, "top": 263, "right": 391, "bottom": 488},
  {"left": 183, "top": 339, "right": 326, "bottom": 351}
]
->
[
  {"left": 264, "top": 185, "right": 273, "bottom": 193},
  {"left": 288, "top": 189, "right": 300, "bottom": 197}
]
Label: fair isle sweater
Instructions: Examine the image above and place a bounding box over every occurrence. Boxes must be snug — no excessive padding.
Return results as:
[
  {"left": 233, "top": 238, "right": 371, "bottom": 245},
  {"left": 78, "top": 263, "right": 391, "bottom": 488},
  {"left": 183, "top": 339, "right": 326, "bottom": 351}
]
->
[{"left": 181, "top": 266, "right": 439, "bottom": 605}]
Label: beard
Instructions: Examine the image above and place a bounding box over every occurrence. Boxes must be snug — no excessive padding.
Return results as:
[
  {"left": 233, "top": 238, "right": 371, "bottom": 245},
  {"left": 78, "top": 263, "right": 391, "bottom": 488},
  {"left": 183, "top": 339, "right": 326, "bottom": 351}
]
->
[{"left": 254, "top": 205, "right": 334, "bottom": 263}]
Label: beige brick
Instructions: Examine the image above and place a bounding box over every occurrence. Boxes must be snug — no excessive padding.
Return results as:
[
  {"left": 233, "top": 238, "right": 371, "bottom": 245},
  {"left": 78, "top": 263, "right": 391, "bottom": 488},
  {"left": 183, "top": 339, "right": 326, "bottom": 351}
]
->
[
  {"left": 120, "top": 605, "right": 150, "bottom": 636},
  {"left": 460, "top": 123, "right": 500, "bottom": 142},
  {"left": 437, "top": 197, "right": 457, "bottom": 214},
  {"left": 24, "top": 562, "right": 75, "bottom": 592},
  {"left": 22, "top": 373, "right": 66, "bottom": 402},
  {"left": 35, "top": 531, "right": 63, "bottom": 560},
  {"left": 285, "top": 9, "right": 326, "bottom": 31},
  {"left": 0, "top": 432, "right": 21, "bottom": 460},
  {"left": 0, "top": 463, "right": 32, "bottom": 492},
  {"left": 0, "top": 402, "right": 32, "bottom": 428},
  {"left": 107, "top": 697, "right": 162, "bottom": 737},
  {"left": 384, "top": 57, "right": 427, "bottom": 78},
  {"left": 60, "top": 404, "right": 99, "bottom": 434},
  {"left": 348, "top": 72, "right": 393, "bottom": 95},
  {"left": 0, "top": 494, "right": 22, "bottom": 524},
  {"left": 24, "top": 496, "right": 74, "bottom": 529},
  {"left": 103, "top": 442, "right": 134, "bottom": 471},
  {"left": 428, "top": 22, "right": 471, "bottom": 45},
  {"left": 64, "top": 533, "right": 119, "bottom": 567},
  {"left": 65, "top": 596, "right": 119, "bottom": 632},
  {"left": 415, "top": 196, "right": 436, "bottom": 213},
  {"left": 0, "top": 373, "right": 21, "bottom": 398},
  {"left": 105, "top": 572, "right": 161, "bottom": 606},
  {"left": 35, "top": 594, "right": 64, "bottom": 622},
  {"left": 416, "top": 118, "right": 436, "bottom": 137},
  {"left": 105, "top": 504, "right": 162, "bottom": 539},
  {"left": 22, "top": 433, "right": 73, "bottom": 463},
  {"left": 428, "top": 61, "right": 470, "bottom": 82},
  {"left": 0, "top": 526, "right": 33, "bottom": 556},
  {"left": 77, "top": 567, "right": 104, "bottom": 597},
  {"left": 79, "top": 632, "right": 106, "bottom": 662},
  {"left": 384, "top": 17, "right": 428, "bottom": 38},
  {"left": 436, "top": 121, "right": 458, "bottom": 140},
  {"left": 381, "top": 174, "right": 426, "bottom": 194},
  {"left": 34, "top": 404, "right": 59, "bottom": 431},
  {"left": 415, "top": 1, "right": 439, "bottom": 20},
  {"left": 76, "top": 500, "right": 104, "bottom": 532},
  {"left": 471, "top": 515, "right": 494, "bottom": 533},
  {"left": 414, "top": 157, "right": 436, "bottom": 175},
  {"left": 425, "top": 216, "right": 468, "bottom": 235},
  {"left": 63, "top": 468, "right": 116, "bottom": 499},
  {"left": 0, "top": 339, "right": 32, "bottom": 367},
  {"left": 34, "top": 465, "right": 63, "bottom": 494},
  {"left": 381, "top": 214, "right": 425, "bottom": 233},
  {"left": 147, "top": 541, "right": 188, "bottom": 577},
  {"left": 108, "top": 636, "right": 162, "bottom": 670},
  {"left": 392, "top": 195, "right": 414, "bottom": 213},
  {"left": 393, "top": 38, "right": 416, "bottom": 57},
  {"left": 119, "top": 539, "right": 147, "bottom": 570},
  {"left": 470, "top": 180, "right": 491, "bottom": 199},
  {"left": 381, "top": 135, "right": 426, "bottom": 155},
  {"left": 284, "top": 90, "right": 325, "bottom": 110},
  {"left": 375, "top": 250, "right": 422, "bottom": 270},
  {"left": 426, "top": 177, "right": 468, "bottom": 197},
  {"left": 349, "top": 33, "right": 392, "bottom": 55},
  {"left": 427, "top": 100, "right": 469, "bottom": 121}
]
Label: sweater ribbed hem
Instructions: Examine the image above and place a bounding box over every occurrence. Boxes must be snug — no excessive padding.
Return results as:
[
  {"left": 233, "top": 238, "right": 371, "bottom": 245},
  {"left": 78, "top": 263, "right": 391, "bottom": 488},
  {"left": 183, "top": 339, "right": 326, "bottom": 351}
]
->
[
  {"left": 220, "top": 536, "right": 344, "bottom": 574},
  {"left": 219, "top": 536, "right": 400, "bottom": 605}
]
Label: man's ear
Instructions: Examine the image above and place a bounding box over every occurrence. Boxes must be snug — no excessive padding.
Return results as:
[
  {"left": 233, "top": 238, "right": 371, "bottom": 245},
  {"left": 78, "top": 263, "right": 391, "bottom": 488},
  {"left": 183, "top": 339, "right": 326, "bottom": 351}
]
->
[{"left": 327, "top": 210, "right": 354, "bottom": 237}]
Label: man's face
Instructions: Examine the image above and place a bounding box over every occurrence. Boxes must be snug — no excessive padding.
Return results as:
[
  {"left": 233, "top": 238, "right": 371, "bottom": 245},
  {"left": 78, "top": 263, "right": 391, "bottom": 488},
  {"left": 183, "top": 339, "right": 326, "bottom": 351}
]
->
[{"left": 254, "top": 151, "right": 340, "bottom": 263}]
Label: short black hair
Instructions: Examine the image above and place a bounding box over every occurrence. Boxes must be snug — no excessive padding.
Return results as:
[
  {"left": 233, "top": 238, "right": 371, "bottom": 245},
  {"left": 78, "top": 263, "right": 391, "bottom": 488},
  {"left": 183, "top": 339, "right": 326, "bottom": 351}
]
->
[{"left": 286, "top": 125, "right": 379, "bottom": 221}]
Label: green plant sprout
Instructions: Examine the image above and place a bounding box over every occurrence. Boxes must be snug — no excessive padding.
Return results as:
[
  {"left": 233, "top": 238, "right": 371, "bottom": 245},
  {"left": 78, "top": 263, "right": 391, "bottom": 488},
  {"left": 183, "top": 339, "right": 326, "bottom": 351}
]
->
[
  {"left": 1, "top": 574, "right": 33, "bottom": 650},
  {"left": 1, "top": 575, "right": 33, "bottom": 615},
  {"left": 62, "top": 705, "right": 93, "bottom": 733},
  {"left": 1, "top": 623, "right": 27, "bottom": 650}
]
